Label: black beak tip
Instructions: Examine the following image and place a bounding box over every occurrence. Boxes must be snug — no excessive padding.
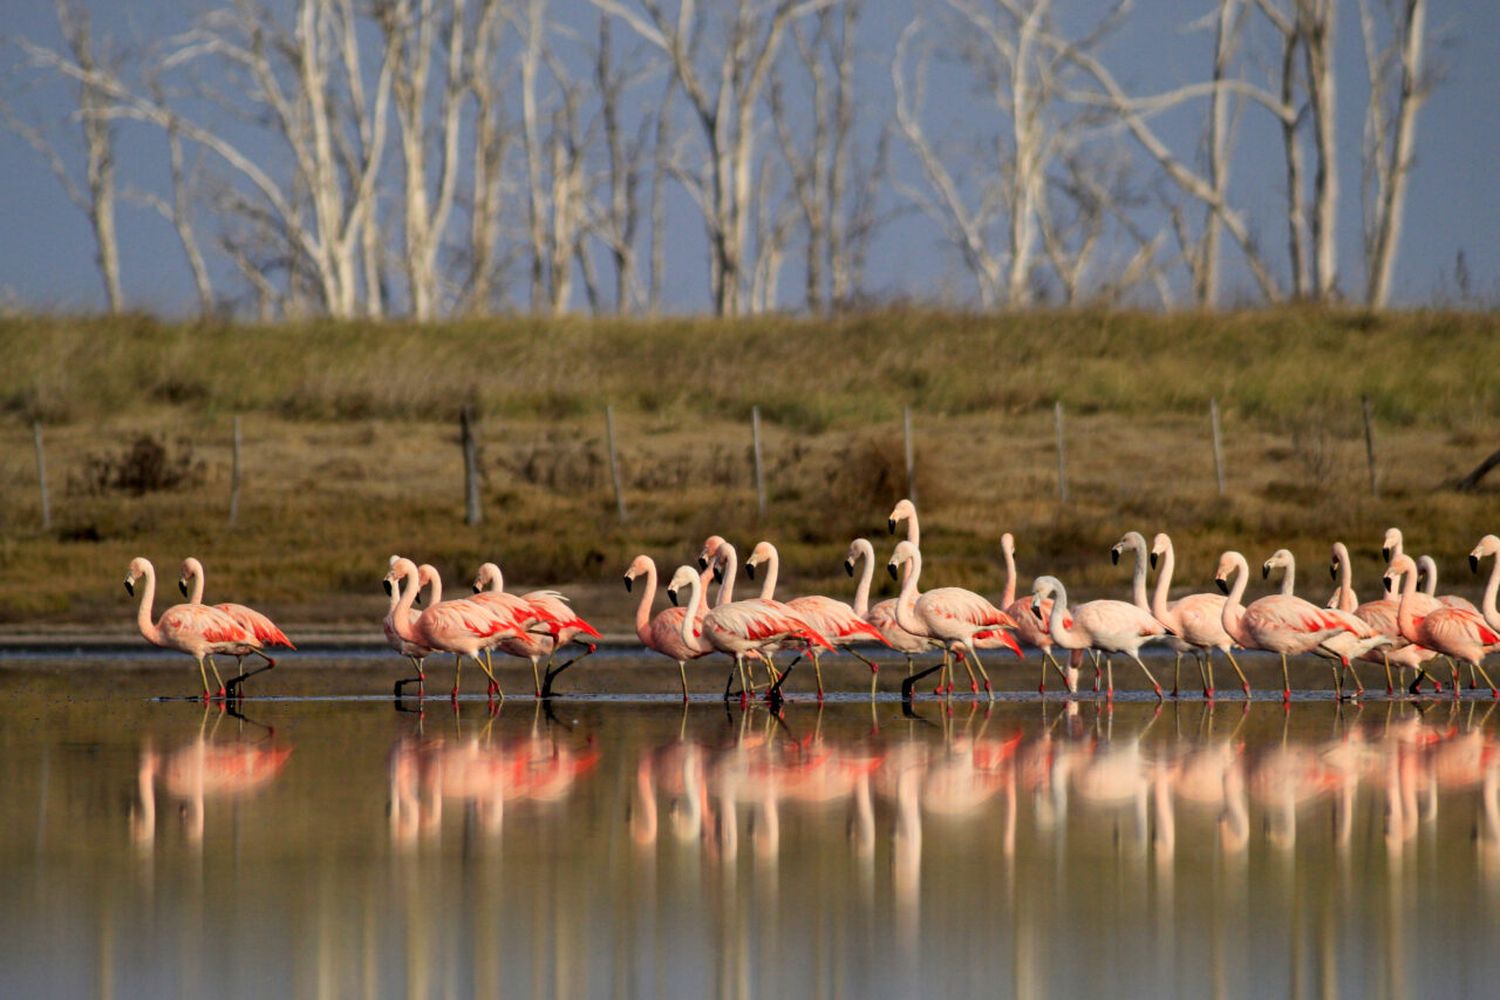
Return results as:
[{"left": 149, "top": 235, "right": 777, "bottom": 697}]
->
[
  {"left": 1471, "top": 555, "right": 1481, "bottom": 574},
  {"left": 624, "top": 575, "right": 633, "bottom": 592},
  {"left": 746, "top": 564, "right": 756, "bottom": 581},
  {"left": 473, "top": 583, "right": 483, "bottom": 593},
  {"left": 1383, "top": 576, "right": 1393, "bottom": 593},
  {"left": 382, "top": 579, "right": 393, "bottom": 596},
  {"left": 697, "top": 555, "right": 708, "bottom": 570},
  {"left": 178, "top": 580, "right": 188, "bottom": 597},
  {"left": 1110, "top": 549, "right": 1120, "bottom": 566},
  {"left": 887, "top": 518, "right": 896, "bottom": 535},
  {"left": 1149, "top": 552, "right": 1158, "bottom": 570},
  {"left": 713, "top": 566, "right": 724, "bottom": 584},
  {"left": 667, "top": 588, "right": 680, "bottom": 608},
  {"left": 1382, "top": 547, "right": 1391, "bottom": 562},
  {"left": 1261, "top": 565, "right": 1270, "bottom": 580},
  {"left": 1329, "top": 564, "right": 1338, "bottom": 581},
  {"left": 887, "top": 563, "right": 899, "bottom": 581},
  {"left": 1215, "top": 578, "right": 1229, "bottom": 595},
  {"left": 124, "top": 580, "right": 134, "bottom": 596},
  {"left": 844, "top": 560, "right": 855, "bottom": 577}
]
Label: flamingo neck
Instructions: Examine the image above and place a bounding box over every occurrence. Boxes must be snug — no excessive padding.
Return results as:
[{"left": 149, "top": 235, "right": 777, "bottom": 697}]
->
[
  {"left": 1394, "top": 565, "right": 1421, "bottom": 640},
  {"left": 1151, "top": 542, "right": 1175, "bottom": 620},
  {"left": 716, "top": 544, "right": 738, "bottom": 607},
  {"left": 423, "top": 566, "right": 443, "bottom": 606},
  {"left": 633, "top": 561, "right": 657, "bottom": 645},
  {"left": 757, "top": 545, "right": 779, "bottom": 601},
  {"left": 1045, "top": 582, "right": 1083, "bottom": 650},
  {"left": 851, "top": 540, "right": 874, "bottom": 618},
  {"left": 135, "top": 563, "right": 162, "bottom": 646},
  {"left": 678, "top": 575, "right": 705, "bottom": 652},
  {"left": 1001, "top": 541, "right": 1017, "bottom": 608},
  {"left": 906, "top": 511, "right": 920, "bottom": 549},
  {"left": 893, "top": 552, "right": 924, "bottom": 636},
  {"left": 1419, "top": 556, "right": 1438, "bottom": 597},
  {"left": 1482, "top": 556, "right": 1500, "bottom": 626},
  {"left": 1220, "top": 556, "right": 1251, "bottom": 647},
  {"left": 482, "top": 564, "right": 505, "bottom": 594},
  {"left": 1333, "top": 543, "right": 1356, "bottom": 612},
  {"left": 392, "top": 564, "right": 422, "bottom": 642},
  {"left": 185, "top": 559, "right": 205, "bottom": 605},
  {"left": 1127, "top": 540, "right": 1149, "bottom": 610}
]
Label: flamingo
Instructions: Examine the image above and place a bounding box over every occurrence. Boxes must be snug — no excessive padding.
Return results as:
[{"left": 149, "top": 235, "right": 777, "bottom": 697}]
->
[
  {"left": 1262, "top": 548, "right": 1394, "bottom": 695},
  {"left": 1473, "top": 535, "right": 1500, "bottom": 632},
  {"left": 125, "top": 557, "right": 259, "bottom": 699},
  {"left": 1029, "top": 574, "right": 1168, "bottom": 700},
  {"left": 744, "top": 540, "right": 892, "bottom": 699},
  {"left": 1386, "top": 553, "right": 1500, "bottom": 698},
  {"left": 383, "top": 563, "right": 434, "bottom": 696},
  {"left": 1114, "top": 530, "right": 1200, "bottom": 696},
  {"left": 1418, "top": 555, "right": 1479, "bottom": 612},
  {"left": 177, "top": 557, "right": 294, "bottom": 695},
  {"left": 848, "top": 538, "right": 936, "bottom": 679},
  {"left": 384, "top": 557, "right": 520, "bottom": 701},
  {"left": 664, "top": 564, "right": 833, "bottom": 702},
  {"left": 1329, "top": 542, "right": 1438, "bottom": 694},
  {"left": 1148, "top": 532, "right": 1251, "bottom": 698},
  {"left": 1387, "top": 527, "right": 1479, "bottom": 688},
  {"left": 625, "top": 555, "right": 714, "bottom": 701},
  {"left": 696, "top": 537, "right": 792, "bottom": 689},
  {"left": 1000, "top": 532, "right": 1078, "bottom": 694},
  {"left": 472, "top": 562, "right": 602, "bottom": 698},
  {"left": 1215, "top": 551, "right": 1376, "bottom": 702},
  {"left": 887, "top": 540, "right": 1022, "bottom": 701},
  {"left": 867, "top": 499, "right": 935, "bottom": 675}
]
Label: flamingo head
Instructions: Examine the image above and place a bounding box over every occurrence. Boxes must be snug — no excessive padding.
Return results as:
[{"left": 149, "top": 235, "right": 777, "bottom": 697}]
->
[
  {"left": 744, "top": 541, "right": 775, "bottom": 581},
  {"left": 665, "top": 565, "right": 699, "bottom": 607},
  {"left": 623, "top": 554, "right": 654, "bottom": 592},
  {"left": 1416, "top": 555, "right": 1436, "bottom": 590},
  {"left": 1110, "top": 531, "right": 1144, "bottom": 567},
  {"left": 472, "top": 561, "right": 503, "bottom": 594},
  {"left": 1213, "top": 552, "right": 1240, "bottom": 594},
  {"left": 697, "top": 535, "right": 727, "bottom": 571},
  {"left": 124, "top": 557, "right": 151, "bottom": 596},
  {"left": 887, "top": 540, "right": 918, "bottom": 580},
  {"left": 414, "top": 565, "right": 438, "bottom": 606},
  {"left": 177, "top": 556, "right": 204, "bottom": 598},
  {"left": 1000, "top": 532, "right": 1015, "bottom": 558},
  {"left": 843, "top": 539, "right": 866, "bottom": 577},
  {"left": 1029, "top": 575, "right": 1062, "bottom": 615},
  {"left": 1382, "top": 527, "right": 1402, "bottom": 563},
  {"left": 1383, "top": 554, "right": 1417, "bottom": 593},
  {"left": 1471, "top": 535, "right": 1500, "bottom": 574},
  {"left": 1262, "top": 548, "right": 1294, "bottom": 581},
  {"left": 1149, "top": 533, "right": 1170, "bottom": 571},
  {"left": 384, "top": 557, "right": 419, "bottom": 598},
  {"left": 888, "top": 498, "right": 916, "bottom": 535}
]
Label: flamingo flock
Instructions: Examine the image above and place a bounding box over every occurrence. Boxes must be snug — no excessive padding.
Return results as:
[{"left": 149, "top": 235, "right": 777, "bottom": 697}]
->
[{"left": 123, "top": 501, "right": 1500, "bottom": 705}]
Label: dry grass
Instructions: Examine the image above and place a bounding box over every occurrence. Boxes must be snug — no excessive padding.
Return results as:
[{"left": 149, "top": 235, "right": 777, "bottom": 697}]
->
[{"left": 1, "top": 307, "right": 1497, "bottom": 631}]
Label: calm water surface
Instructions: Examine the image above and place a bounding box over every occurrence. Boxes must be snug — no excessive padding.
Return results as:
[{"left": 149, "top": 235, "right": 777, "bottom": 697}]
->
[{"left": 3, "top": 661, "right": 1500, "bottom": 998}]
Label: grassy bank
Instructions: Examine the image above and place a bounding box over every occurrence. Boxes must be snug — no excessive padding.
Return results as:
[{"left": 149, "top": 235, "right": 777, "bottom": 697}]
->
[{"left": 1, "top": 307, "right": 1497, "bottom": 631}]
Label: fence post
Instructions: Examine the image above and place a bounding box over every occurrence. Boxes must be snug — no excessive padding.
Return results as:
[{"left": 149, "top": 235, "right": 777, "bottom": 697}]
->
[
  {"left": 32, "top": 420, "right": 50, "bottom": 531},
  {"left": 605, "top": 404, "right": 627, "bottom": 522},
  {"left": 228, "top": 415, "right": 242, "bottom": 526},
  {"left": 461, "top": 405, "right": 482, "bottom": 525},
  {"left": 903, "top": 405, "right": 916, "bottom": 505},
  {"left": 1209, "top": 398, "right": 1226, "bottom": 497},
  {"left": 1361, "top": 395, "right": 1379, "bottom": 497},
  {"left": 1054, "top": 401, "right": 1069, "bottom": 504},
  {"left": 751, "top": 406, "right": 767, "bottom": 519}
]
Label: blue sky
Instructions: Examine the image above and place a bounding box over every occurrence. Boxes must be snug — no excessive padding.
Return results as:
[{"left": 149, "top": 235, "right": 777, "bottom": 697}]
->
[{"left": 1, "top": 0, "right": 1497, "bottom": 314}]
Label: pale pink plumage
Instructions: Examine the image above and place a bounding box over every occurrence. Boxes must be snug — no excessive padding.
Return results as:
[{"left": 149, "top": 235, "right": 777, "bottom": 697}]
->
[
  {"left": 626, "top": 555, "right": 713, "bottom": 701},
  {"left": 1031, "top": 574, "right": 1168, "bottom": 699},
  {"left": 126, "top": 556, "right": 258, "bottom": 698},
  {"left": 1388, "top": 554, "right": 1500, "bottom": 696}
]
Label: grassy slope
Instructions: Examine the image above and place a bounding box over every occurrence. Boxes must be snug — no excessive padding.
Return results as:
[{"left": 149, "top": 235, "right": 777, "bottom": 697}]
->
[{"left": 1, "top": 307, "right": 1497, "bottom": 631}]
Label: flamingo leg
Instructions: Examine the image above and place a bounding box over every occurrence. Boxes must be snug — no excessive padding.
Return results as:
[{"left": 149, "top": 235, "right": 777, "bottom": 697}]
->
[
  {"left": 1194, "top": 654, "right": 1210, "bottom": 698},
  {"left": 1093, "top": 655, "right": 1103, "bottom": 694},
  {"left": 195, "top": 656, "right": 211, "bottom": 699},
  {"left": 1044, "top": 652, "right": 1072, "bottom": 692},
  {"left": 723, "top": 664, "right": 739, "bottom": 700},
  {"left": 395, "top": 656, "right": 426, "bottom": 697},
  {"left": 1105, "top": 657, "right": 1115, "bottom": 699},
  {"left": 956, "top": 647, "right": 980, "bottom": 695},
  {"left": 906, "top": 655, "right": 914, "bottom": 678},
  {"left": 1131, "top": 653, "right": 1163, "bottom": 701},
  {"left": 1280, "top": 653, "right": 1292, "bottom": 702},
  {"left": 479, "top": 649, "right": 503, "bottom": 700},
  {"left": 968, "top": 644, "right": 994, "bottom": 702},
  {"left": 811, "top": 650, "right": 826, "bottom": 701},
  {"left": 1346, "top": 660, "right": 1366, "bottom": 696},
  {"left": 1172, "top": 653, "right": 1182, "bottom": 698},
  {"left": 1470, "top": 660, "right": 1499, "bottom": 699},
  {"left": 541, "top": 644, "right": 596, "bottom": 699},
  {"left": 225, "top": 651, "right": 277, "bottom": 698},
  {"left": 452, "top": 653, "right": 463, "bottom": 699},
  {"left": 848, "top": 649, "right": 881, "bottom": 698},
  {"left": 1383, "top": 651, "right": 1394, "bottom": 695},
  {"left": 1328, "top": 661, "right": 1344, "bottom": 700},
  {"left": 678, "top": 661, "right": 689, "bottom": 702},
  {"left": 530, "top": 657, "right": 543, "bottom": 698},
  {"left": 1450, "top": 660, "right": 1462, "bottom": 698},
  {"left": 1223, "top": 649, "right": 1251, "bottom": 698},
  {"left": 206, "top": 656, "right": 226, "bottom": 698}
]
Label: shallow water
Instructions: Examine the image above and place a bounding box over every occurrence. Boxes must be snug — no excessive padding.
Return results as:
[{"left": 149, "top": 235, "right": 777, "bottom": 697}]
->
[{"left": 3, "top": 664, "right": 1500, "bottom": 999}]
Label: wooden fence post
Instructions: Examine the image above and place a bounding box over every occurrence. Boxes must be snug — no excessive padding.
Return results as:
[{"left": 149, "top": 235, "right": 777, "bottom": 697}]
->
[
  {"left": 1361, "top": 395, "right": 1379, "bottom": 497},
  {"left": 903, "top": 406, "right": 916, "bottom": 504},
  {"left": 228, "top": 415, "right": 242, "bottom": 526},
  {"left": 1209, "top": 398, "right": 1226, "bottom": 497},
  {"left": 1054, "top": 401, "right": 1069, "bottom": 504},
  {"left": 751, "top": 406, "right": 767, "bottom": 519},
  {"left": 461, "top": 405, "right": 482, "bottom": 525},
  {"left": 605, "top": 404, "right": 627, "bottom": 522},
  {"left": 33, "top": 420, "right": 50, "bottom": 531}
]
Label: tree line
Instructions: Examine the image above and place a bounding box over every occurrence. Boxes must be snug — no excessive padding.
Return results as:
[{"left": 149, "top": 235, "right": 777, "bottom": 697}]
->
[{"left": 2, "top": 0, "right": 1437, "bottom": 319}]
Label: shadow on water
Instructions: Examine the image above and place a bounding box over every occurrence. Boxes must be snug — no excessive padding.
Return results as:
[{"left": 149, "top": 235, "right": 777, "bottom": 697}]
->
[{"left": 4, "top": 669, "right": 1500, "bottom": 998}]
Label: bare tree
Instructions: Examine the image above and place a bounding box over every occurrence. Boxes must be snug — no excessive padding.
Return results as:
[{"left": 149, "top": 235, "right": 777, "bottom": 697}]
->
[
  {"left": 591, "top": 0, "right": 831, "bottom": 317},
  {"left": 3, "top": 0, "right": 124, "bottom": 312},
  {"left": 592, "top": 15, "right": 653, "bottom": 313},
  {"left": 1358, "top": 0, "right": 1431, "bottom": 308},
  {"left": 458, "top": 0, "right": 509, "bottom": 315}
]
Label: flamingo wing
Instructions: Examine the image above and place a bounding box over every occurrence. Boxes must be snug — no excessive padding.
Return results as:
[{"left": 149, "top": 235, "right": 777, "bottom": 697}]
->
[
  {"left": 217, "top": 603, "right": 295, "bottom": 648},
  {"left": 789, "top": 595, "right": 893, "bottom": 647},
  {"left": 159, "top": 603, "right": 252, "bottom": 647}
]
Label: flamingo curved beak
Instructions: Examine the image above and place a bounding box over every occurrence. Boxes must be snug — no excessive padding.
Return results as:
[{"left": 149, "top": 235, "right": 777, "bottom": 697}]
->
[
  {"left": 1329, "top": 562, "right": 1338, "bottom": 581},
  {"left": 1110, "top": 548, "right": 1120, "bottom": 566},
  {"left": 382, "top": 579, "right": 393, "bottom": 596},
  {"left": 712, "top": 563, "right": 724, "bottom": 584},
  {"left": 844, "top": 559, "right": 855, "bottom": 577},
  {"left": 697, "top": 553, "right": 709, "bottom": 570},
  {"left": 178, "top": 579, "right": 189, "bottom": 597},
  {"left": 1261, "top": 563, "right": 1271, "bottom": 579},
  {"left": 667, "top": 587, "right": 680, "bottom": 607},
  {"left": 624, "top": 574, "right": 634, "bottom": 592},
  {"left": 1215, "top": 577, "right": 1229, "bottom": 595},
  {"left": 1472, "top": 554, "right": 1481, "bottom": 574},
  {"left": 1030, "top": 596, "right": 1042, "bottom": 615},
  {"left": 124, "top": 579, "right": 135, "bottom": 596},
  {"left": 1383, "top": 575, "right": 1393, "bottom": 593},
  {"left": 746, "top": 563, "right": 756, "bottom": 581},
  {"left": 887, "top": 518, "right": 897, "bottom": 534},
  {"left": 1149, "top": 551, "right": 1158, "bottom": 570},
  {"left": 1382, "top": 546, "right": 1392, "bottom": 562},
  {"left": 887, "top": 562, "right": 899, "bottom": 581}
]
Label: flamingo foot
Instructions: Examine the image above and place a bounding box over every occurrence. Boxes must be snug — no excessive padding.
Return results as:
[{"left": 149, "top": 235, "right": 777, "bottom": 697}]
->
[
  {"left": 1153, "top": 685, "right": 1163, "bottom": 701},
  {"left": 1242, "top": 683, "right": 1251, "bottom": 697},
  {"left": 1204, "top": 688, "right": 1214, "bottom": 700},
  {"left": 1038, "top": 682, "right": 1047, "bottom": 694},
  {"left": 817, "top": 691, "right": 826, "bottom": 704},
  {"left": 970, "top": 680, "right": 980, "bottom": 694},
  {"left": 1491, "top": 688, "right": 1498, "bottom": 700},
  {"left": 1282, "top": 688, "right": 1291, "bottom": 703}
]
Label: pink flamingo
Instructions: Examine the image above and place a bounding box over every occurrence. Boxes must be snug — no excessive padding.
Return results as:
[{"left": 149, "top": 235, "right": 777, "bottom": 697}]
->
[
  {"left": 1261, "top": 548, "right": 1393, "bottom": 696},
  {"left": 1215, "top": 551, "right": 1374, "bottom": 702},
  {"left": 1387, "top": 528, "right": 1480, "bottom": 688},
  {"left": 625, "top": 555, "right": 714, "bottom": 701},
  {"left": 1114, "top": 530, "right": 1196, "bottom": 695},
  {"left": 887, "top": 540, "right": 1022, "bottom": 701},
  {"left": 665, "top": 563, "right": 833, "bottom": 702},
  {"left": 867, "top": 500, "right": 934, "bottom": 670},
  {"left": 472, "top": 562, "right": 601, "bottom": 698},
  {"left": 383, "top": 559, "right": 437, "bottom": 696},
  {"left": 1029, "top": 574, "right": 1168, "bottom": 700},
  {"left": 848, "top": 537, "right": 933, "bottom": 677},
  {"left": 696, "top": 537, "right": 789, "bottom": 689},
  {"left": 1329, "top": 542, "right": 1438, "bottom": 694},
  {"left": 125, "top": 557, "right": 259, "bottom": 699},
  {"left": 1000, "top": 532, "right": 1078, "bottom": 694},
  {"left": 744, "top": 540, "right": 893, "bottom": 699},
  {"left": 1387, "top": 553, "right": 1500, "bottom": 697},
  {"left": 1418, "top": 555, "right": 1479, "bottom": 612},
  {"left": 1473, "top": 535, "right": 1500, "bottom": 632},
  {"left": 385, "top": 557, "right": 518, "bottom": 701},
  {"left": 1148, "top": 533, "right": 1251, "bottom": 698},
  {"left": 178, "top": 557, "right": 294, "bottom": 695}
]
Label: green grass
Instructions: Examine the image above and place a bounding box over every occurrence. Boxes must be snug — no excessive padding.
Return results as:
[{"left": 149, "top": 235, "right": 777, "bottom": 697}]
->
[{"left": 1, "top": 307, "right": 1497, "bottom": 631}]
